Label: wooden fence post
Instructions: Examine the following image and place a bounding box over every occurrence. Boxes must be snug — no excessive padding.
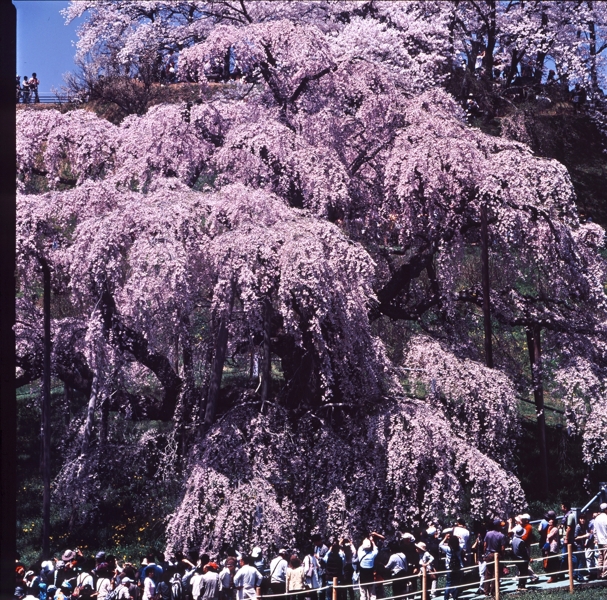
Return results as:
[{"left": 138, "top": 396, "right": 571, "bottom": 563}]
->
[
  {"left": 568, "top": 544, "right": 574, "bottom": 594},
  {"left": 333, "top": 577, "right": 338, "bottom": 600},
  {"left": 495, "top": 552, "right": 500, "bottom": 600},
  {"left": 422, "top": 564, "right": 427, "bottom": 600}
]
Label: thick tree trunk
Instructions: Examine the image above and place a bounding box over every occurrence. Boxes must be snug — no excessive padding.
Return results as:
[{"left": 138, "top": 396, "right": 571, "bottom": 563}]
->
[
  {"left": 261, "top": 299, "right": 272, "bottom": 405},
  {"left": 480, "top": 204, "right": 493, "bottom": 368},
  {"left": 507, "top": 50, "right": 524, "bottom": 86},
  {"left": 202, "top": 295, "right": 234, "bottom": 434},
  {"left": 40, "top": 258, "right": 51, "bottom": 559},
  {"left": 100, "top": 289, "right": 181, "bottom": 420},
  {"left": 526, "top": 325, "right": 549, "bottom": 498}
]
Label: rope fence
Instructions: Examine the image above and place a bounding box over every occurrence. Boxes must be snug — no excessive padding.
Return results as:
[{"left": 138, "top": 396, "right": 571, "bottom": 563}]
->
[
  {"left": 260, "top": 585, "right": 333, "bottom": 598},
  {"left": 252, "top": 546, "right": 604, "bottom": 600},
  {"left": 16, "top": 94, "right": 87, "bottom": 105}
]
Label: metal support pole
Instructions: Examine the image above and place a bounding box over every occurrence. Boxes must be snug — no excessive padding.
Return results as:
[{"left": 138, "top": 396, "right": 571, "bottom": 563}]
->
[
  {"left": 422, "top": 565, "right": 427, "bottom": 600},
  {"left": 495, "top": 553, "right": 500, "bottom": 600},
  {"left": 568, "top": 545, "right": 574, "bottom": 593},
  {"left": 580, "top": 488, "right": 604, "bottom": 514},
  {"left": 333, "top": 577, "right": 338, "bottom": 600}
]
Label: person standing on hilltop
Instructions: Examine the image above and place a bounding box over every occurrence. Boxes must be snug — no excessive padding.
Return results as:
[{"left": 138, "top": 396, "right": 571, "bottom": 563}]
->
[
  {"left": 22, "top": 76, "right": 30, "bottom": 104},
  {"left": 28, "top": 73, "right": 40, "bottom": 103}
]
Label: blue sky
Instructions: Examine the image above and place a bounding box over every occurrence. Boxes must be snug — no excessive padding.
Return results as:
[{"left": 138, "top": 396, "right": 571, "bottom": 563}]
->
[{"left": 15, "top": 1, "right": 82, "bottom": 94}]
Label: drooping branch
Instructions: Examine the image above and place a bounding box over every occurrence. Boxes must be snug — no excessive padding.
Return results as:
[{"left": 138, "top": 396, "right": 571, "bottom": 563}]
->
[
  {"left": 288, "top": 63, "right": 337, "bottom": 105},
  {"left": 100, "top": 289, "right": 182, "bottom": 421},
  {"left": 54, "top": 351, "right": 94, "bottom": 395},
  {"left": 373, "top": 251, "right": 435, "bottom": 319}
]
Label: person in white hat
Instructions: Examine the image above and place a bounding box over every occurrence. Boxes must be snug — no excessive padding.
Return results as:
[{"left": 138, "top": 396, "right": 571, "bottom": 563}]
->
[
  {"left": 269, "top": 549, "right": 289, "bottom": 596},
  {"left": 415, "top": 542, "right": 435, "bottom": 600},
  {"left": 251, "top": 547, "right": 265, "bottom": 576},
  {"left": 511, "top": 526, "right": 530, "bottom": 589},
  {"left": 357, "top": 534, "right": 381, "bottom": 600},
  {"left": 115, "top": 576, "right": 132, "bottom": 600},
  {"left": 595, "top": 502, "right": 607, "bottom": 578},
  {"left": 508, "top": 514, "right": 538, "bottom": 583}
]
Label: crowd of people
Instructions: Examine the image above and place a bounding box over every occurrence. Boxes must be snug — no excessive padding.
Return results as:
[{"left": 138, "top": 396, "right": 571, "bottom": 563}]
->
[
  {"left": 14, "top": 503, "right": 607, "bottom": 600},
  {"left": 16, "top": 73, "right": 40, "bottom": 104}
]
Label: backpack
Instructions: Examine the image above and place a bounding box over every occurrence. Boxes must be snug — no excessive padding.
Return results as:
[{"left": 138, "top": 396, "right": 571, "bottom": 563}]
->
[
  {"left": 72, "top": 573, "right": 92, "bottom": 599},
  {"left": 155, "top": 581, "right": 170, "bottom": 600},
  {"left": 105, "top": 587, "right": 121, "bottom": 600},
  {"left": 128, "top": 583, "right": 141, "bottom": 600},
  {"left": 305, "top": 556, "right": 317, "bottom": 579},
  {"left": 73, "top": 584, "right": 94, "bottom": 600},
  {"left": 95, "top": 578, "right": 112, "bottom": 600},
  {"left": 325, "top": 552, "right": 343, "bottom": 578},
  {"left": 170, "top": 574, "right": 183, "bottom": 600}
]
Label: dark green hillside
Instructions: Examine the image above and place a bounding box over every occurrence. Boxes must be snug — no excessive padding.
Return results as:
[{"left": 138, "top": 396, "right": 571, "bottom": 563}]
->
[{"left": 476, "top": 101, "right": 607, "bottom": 227}]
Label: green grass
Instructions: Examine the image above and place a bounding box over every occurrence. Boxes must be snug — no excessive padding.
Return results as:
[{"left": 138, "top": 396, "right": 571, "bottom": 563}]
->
[{"left": 502, "top": 585, "right": 607, "bottom": 600}]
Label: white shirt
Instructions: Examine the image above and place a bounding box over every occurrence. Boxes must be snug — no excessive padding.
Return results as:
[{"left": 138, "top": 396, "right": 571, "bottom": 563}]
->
[
  {"left": 234, "top": 565, "right": 262, "bottom": 600},
  {"left": 142, "top": 577, "right": 156, "bottom": 600},
  {"left": 219, "top": 567, "right": 233, "bottom": 590},
  {"left": 269, "top": 557, "right": 287, "bottom": 583},
  {"left": 200, "top": 571, "right": 220, "bottom": 600},
  {"left": 594, "top": 512, "right": 607, "bottom": 545},
  {"left": 302, "top": 555, "right": 319, "bottom": 589},
  {"left": 385, "top": 553, "right": 407, "bottom": 575},
  {"left": 96, "top": 578, "right": 113, "bottom": 600},
  {"left": 191, "top": 573, "right": 204, "bottom": 600},
  {"left": 76, "top": 573, "right": 94, "bottom": 588},
  {"left": 116, "top": 584, "right": 130, "bottom": 600},
  {"left": 453, "top": 526, "right": 471, "bottom": 552}
]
